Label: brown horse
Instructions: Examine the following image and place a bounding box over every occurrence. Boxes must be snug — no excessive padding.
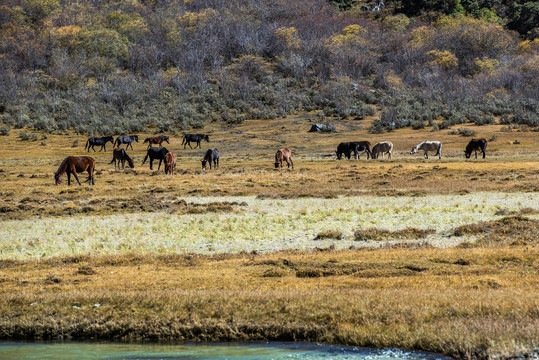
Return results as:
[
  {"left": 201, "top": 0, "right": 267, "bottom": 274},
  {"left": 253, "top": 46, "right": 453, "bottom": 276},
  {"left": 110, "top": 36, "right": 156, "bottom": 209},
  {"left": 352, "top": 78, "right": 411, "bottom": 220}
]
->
[
  {"left": 164, "top": 152, "right": 176, "bottom": 175},
  {"left": 109, "top": 148, "right": 134, "bottom": 169},
  {"left": 143, "top": 135, "right": 169, "bottom": 149},
  {"left": 54, "top": 156, "right": 95, "bottom": 185},
  {"left": 275, "top": 148, "right": 294, "bottom": 169}
]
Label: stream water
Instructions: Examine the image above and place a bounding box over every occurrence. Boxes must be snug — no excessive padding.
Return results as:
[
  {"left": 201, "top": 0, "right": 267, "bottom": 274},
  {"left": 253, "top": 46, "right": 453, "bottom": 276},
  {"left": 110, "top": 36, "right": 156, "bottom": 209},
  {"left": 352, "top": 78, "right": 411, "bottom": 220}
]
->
[{"left": 0, "top": 342, "right": 453, "bottom": 360}]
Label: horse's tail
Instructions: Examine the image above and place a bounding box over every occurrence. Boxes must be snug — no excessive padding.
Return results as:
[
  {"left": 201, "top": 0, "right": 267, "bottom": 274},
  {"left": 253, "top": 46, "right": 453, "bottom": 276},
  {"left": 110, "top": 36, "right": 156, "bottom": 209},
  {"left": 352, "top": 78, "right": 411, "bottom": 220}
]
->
[
  {"left": 181, "top": 135, "right": 186, "bottom": 145},
  {"left": 142, "top": 151, "right": 149, "bottom": 165},
  {"left": 84, "top": 139, "right": 89, "bottom": 150},
  {"left": 143, "top": 138, "right": 149, "bottom": 144}
]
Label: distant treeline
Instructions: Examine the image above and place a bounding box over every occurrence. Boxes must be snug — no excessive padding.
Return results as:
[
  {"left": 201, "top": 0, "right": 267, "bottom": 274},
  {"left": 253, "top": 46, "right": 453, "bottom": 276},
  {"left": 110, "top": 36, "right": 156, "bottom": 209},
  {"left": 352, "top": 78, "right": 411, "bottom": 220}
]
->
[{"left": 0, "top": 0, "right": 537, "bottom": 135}]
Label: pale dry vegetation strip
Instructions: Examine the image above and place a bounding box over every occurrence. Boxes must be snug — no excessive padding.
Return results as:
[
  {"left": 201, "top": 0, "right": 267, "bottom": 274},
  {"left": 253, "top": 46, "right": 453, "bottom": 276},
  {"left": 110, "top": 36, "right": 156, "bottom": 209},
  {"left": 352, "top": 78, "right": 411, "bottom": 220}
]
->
[{"left": 0, "top": 193, "right": 537, "bottom": 259}]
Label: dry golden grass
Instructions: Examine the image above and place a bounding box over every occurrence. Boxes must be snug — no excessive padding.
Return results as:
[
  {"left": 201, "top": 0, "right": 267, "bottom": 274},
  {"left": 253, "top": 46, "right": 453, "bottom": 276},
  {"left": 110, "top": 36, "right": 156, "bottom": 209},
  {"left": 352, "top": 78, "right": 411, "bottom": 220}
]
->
[
  {"left": 0, "top": 246, "right": 537, "bottom": 359},
  {"left": 0, "top": 117, "right": 538, "bottom": 359}
]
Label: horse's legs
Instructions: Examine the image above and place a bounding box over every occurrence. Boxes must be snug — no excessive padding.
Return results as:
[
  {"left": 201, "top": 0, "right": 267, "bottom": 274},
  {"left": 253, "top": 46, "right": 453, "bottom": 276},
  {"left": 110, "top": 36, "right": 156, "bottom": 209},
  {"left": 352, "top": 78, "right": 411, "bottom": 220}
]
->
[
  {"left": 71, "top": 169, "right": 81, "bottom": 186},
  {"left": 149, "top": 158, "right": 153, "bottom": 170},
  {"left": 158, "top": 159, "right": 162, "bottom": 170},
  {"left": 290, "top": 158, "right": 294, "bottom": 169},
  {"left": 195, "top": 141, "right": 200, "bottom": 149},
  {"left": 424, "top": 151, "right": 428, "bottom": 159},
  {"left": 188, "top": 142, "right": 193, "bottom": 149}
]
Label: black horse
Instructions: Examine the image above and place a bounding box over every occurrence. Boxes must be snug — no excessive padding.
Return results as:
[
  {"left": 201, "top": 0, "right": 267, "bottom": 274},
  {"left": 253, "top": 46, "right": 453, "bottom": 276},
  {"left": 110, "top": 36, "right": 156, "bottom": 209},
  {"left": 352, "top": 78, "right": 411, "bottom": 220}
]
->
[
  {"left": 336, "top": 142, "right": 357, "bottom": 160},
  {"left": 142, "top": 147, "right": 169, "bottom": 170},
  {"left": 182, "top": 134, "right": 209, "bottom": 149},
  {"left": 114, "top": 135, "right": 139, "bottom": 150},
  {"left": 202, "top": 147, "right": 219, "bottom": 170},
  {"left": 465, "top": 139, "right": 487, "bottom": 159},
  {"left": 351, "top": 141, "right": 371, "bottom": 159},
  {"left": 85, "top": 136, "right": 114, "bottom": 152}
]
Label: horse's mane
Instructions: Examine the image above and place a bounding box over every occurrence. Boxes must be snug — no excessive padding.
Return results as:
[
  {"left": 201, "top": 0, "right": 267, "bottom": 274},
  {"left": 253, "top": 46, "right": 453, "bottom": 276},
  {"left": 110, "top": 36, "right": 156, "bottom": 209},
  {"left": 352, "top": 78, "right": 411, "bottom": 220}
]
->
[{"left": 55, "top": 157, "right": 70, "bottom": 176}]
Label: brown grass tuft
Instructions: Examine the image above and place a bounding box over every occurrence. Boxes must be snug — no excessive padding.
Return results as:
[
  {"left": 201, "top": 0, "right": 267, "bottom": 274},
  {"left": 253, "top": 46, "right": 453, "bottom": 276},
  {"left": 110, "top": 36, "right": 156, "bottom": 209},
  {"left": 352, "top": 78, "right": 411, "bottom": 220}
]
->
[
  {"left": 354, "top": 228, "right": 436, "bottom": 241},
  {"left": 314, "top": 230, "right": 343, "bottom": 240},
  {"left": 451, "top": 216, "right": 539, "bottom": 246}
]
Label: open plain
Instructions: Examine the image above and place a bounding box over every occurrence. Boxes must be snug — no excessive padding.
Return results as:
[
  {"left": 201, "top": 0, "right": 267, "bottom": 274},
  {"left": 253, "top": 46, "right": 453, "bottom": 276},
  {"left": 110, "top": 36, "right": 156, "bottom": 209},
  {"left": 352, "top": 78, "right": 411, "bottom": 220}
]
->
[{"left": 0, "top": 117, "right": 538, "bottom": 359}]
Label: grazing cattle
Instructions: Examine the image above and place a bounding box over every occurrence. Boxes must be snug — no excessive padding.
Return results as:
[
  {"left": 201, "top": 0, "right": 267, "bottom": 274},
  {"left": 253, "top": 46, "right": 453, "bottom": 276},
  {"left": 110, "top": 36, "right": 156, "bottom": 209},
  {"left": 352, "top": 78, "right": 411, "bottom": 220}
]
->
[
  {"left": 84, "top": 136, "right": 113, "bottom": 152},
  {"left": 182, "top": 134, "right": 210, "bottom": 149},
  {"left": 336, "top": 142, "right": 358, "bottom": 160},
  {"left": 275, "top": 148, "right": 294, "bottom": 169},
  {"left": 109, "top": 148, "right": 135, "bottom": 169},
  {"left": 142, "top": 147, "right": 169, "bottom": 170},
  {"left": 114, "top": 135, "right": 139, "bottom": 150},
  {"left": 164, "top": 152, "right": 176, "bottom": 175},
  {"left": 202, "top": 147, "right": 219, "bottom": 170},
  {"left": 54, "top": 156, "right": 95, "bottom": 186},
  {"left": 410, "top": 141, "right": 442, "bottom": 159},
  {"left": 143, "top": 135, "right": 169, "bottom": 149},
  {"left": 371, "top": 141, "right": 393, "bottom": 159},
  {"left": 465, "top": 139, "right": 487, "bottom": 159},
  {"left": 351, "top": 141, "right": 371, "bottom": 159}
]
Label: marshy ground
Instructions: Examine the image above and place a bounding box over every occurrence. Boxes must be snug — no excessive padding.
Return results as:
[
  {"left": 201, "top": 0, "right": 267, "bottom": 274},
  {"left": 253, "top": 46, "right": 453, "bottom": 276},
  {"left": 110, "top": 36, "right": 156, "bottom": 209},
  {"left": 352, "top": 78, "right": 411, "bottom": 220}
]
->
[{"left": 0, "top": 117, "right": 537, "bottom": 359}]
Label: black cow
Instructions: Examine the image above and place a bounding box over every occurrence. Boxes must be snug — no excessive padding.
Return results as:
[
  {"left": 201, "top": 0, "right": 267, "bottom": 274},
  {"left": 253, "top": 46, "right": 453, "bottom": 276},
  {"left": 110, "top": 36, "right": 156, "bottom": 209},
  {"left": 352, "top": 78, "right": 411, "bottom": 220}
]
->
[
  {"left": 202, "top": 147, "right": 219, "bottom": 170},
  {"left": 142, "top": 147, "right": 169, "bottom": 170},
  {"left": 465, "top": 139, "right": 487, "bottom": 159},
  {"left": 85, "top": 136, "right": 114, "bottom": 152},
  {"left": 182, "top": 134, "right": 209, "bottom": 149}
]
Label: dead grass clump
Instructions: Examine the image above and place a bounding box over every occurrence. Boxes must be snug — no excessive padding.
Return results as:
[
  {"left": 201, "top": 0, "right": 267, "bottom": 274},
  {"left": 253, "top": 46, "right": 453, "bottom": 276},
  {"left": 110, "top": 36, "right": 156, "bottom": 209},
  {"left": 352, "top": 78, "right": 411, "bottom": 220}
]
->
[
  {"left": 354, "top": 227, "right": 435, "bottom": 241},
  {"left": 314, "top": 230, "right": 342, "bottom": 240},
  {"left": 494, "top": 207, "right": 538, "bottom": 216},
  {"left": 451, "top": 216, "right": 539, "bottom": 246},
  {"left": 77, "top": 265, "right": 96, "bottom": 275}
]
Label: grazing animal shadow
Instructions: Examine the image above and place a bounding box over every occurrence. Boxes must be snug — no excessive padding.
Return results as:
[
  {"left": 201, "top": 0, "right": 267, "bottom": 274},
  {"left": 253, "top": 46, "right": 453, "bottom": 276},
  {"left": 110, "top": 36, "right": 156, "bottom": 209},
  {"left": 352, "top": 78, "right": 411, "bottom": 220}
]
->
[
  {"left": 465, "top": 139, "right": 487, "bottom": 159},
  {"left": 110, "top": 148, "right": 135, "bottom": 169},
  {"left": 275, "top": 148, "right": 294, "bottom": 169},
  {"left": 54, "top": 156, "right": 95, "bottom": 185},
  {"left": 142, "top": 147, "right": 169, "bottom": 171},
  {"left": 84, "top": 136, "right": 113, "bottom": 152},
  {"left": 202, "top": 147, "right": 219, "bottom": 170},
  {"left": 182, "top": 134, "right": 209, "bottom": 149}
]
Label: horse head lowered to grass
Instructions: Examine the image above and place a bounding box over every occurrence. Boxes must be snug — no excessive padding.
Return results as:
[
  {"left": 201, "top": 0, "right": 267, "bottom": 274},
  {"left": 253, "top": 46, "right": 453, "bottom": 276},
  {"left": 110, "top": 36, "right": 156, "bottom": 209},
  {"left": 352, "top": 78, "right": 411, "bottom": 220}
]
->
[{"left": 54, "top": 156, "right": 95, "bottom": 185}]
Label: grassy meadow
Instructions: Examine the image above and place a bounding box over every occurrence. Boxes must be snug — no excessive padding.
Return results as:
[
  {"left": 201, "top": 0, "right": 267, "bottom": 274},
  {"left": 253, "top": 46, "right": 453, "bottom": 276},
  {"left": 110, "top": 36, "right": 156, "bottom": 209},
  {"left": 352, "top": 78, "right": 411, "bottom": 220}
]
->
[{"left": 0, "top": 116, "right": 538, "bottom": 359}]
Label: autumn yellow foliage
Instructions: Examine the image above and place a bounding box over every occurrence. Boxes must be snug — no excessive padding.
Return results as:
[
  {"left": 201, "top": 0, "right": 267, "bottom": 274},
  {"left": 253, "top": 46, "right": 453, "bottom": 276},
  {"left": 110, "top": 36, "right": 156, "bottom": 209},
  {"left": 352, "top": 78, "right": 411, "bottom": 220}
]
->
[
  {"left": 275, "top": 27, "right": 301, "bottom": 50},
  {"left": 427, "top": 50, "right": 459, "bottom": 69}
]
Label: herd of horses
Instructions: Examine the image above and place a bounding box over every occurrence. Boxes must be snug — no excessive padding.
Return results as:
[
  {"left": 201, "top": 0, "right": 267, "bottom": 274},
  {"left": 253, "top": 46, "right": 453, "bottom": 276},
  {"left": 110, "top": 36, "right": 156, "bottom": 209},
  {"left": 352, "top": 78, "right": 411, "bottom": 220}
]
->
[{"left": 54, "top": 135, "right": 488, "bottom": 185}]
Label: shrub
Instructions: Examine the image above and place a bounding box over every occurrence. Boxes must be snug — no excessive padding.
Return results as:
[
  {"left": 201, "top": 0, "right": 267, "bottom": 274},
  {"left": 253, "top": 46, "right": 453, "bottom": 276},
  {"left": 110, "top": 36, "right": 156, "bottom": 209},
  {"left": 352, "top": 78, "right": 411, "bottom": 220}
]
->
[
  {"left": 0, "top": 125, "right": 10, "bottom": 136},
  {"left": 473, "top": 115, "right": 495, "bottom": 126},
  {"left": 19, "top": 131, "right": 38, "bottom": 141},
  {"left": 448, "top": 128, "right": 477, "bottom": 137}
]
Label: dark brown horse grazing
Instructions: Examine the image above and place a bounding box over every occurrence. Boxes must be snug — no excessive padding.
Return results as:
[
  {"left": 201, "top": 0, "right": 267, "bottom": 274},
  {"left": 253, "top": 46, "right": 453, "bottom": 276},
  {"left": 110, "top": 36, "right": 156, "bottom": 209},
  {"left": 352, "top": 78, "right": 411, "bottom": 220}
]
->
[
  {"left": 465, "top": 138, "right": 487, "bottom": 159},
  {"left": 54, "top": 156, "right": 95, "bottom": 185},
  {"left": 143, "top": 135, "right": 169, "bottom": 149},
  {"left": 164, "top": 152, "right": 176, "bottom": 175},
  {"left": 202, "top": 148, "right": 219, "bottom": 170},
  {"left": 109, "top": 148, "right": 134, "bottom": 169},
  {"left": 275, "top": 148, "right": 294, "bottom": 169}
]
